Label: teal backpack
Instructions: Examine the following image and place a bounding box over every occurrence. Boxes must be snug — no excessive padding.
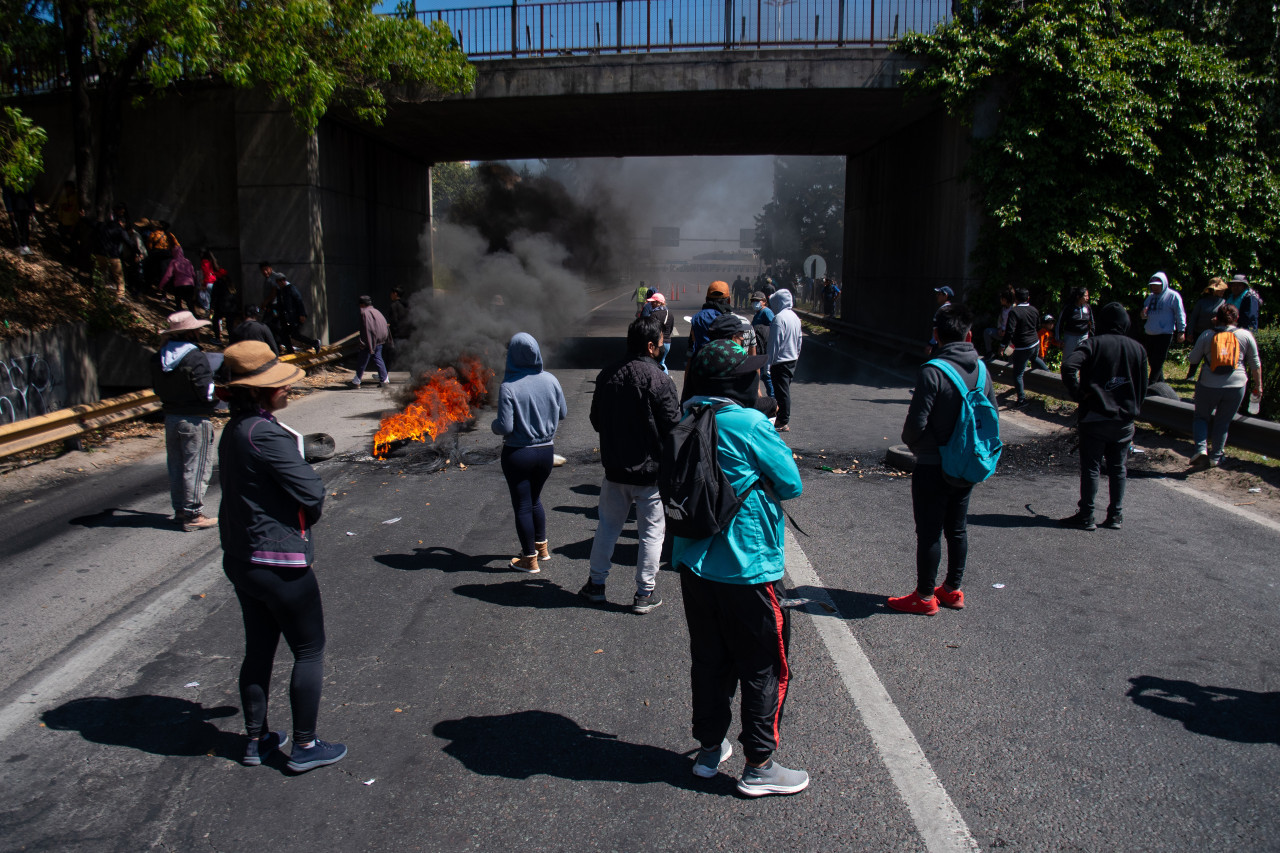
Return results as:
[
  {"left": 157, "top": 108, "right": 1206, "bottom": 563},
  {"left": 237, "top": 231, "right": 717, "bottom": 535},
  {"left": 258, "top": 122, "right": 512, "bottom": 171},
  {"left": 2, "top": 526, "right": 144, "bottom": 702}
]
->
[{"left": 925, "top": 359, "right": 1002, "bottom": 485}]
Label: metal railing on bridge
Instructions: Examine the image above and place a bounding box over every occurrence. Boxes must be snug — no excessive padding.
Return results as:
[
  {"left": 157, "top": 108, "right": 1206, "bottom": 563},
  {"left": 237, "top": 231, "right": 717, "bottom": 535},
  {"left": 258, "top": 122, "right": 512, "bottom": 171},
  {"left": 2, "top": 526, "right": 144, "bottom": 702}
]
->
[{"left": 415, "top": 0, "right": 951, "bottom": 59}]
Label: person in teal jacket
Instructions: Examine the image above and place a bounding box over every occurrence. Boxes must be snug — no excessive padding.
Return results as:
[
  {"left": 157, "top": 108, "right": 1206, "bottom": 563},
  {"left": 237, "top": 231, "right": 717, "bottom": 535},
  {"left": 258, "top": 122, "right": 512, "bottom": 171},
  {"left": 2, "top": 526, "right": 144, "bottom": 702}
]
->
[{"left": 673, "top": 339, "right": 808, "bottom": 798}]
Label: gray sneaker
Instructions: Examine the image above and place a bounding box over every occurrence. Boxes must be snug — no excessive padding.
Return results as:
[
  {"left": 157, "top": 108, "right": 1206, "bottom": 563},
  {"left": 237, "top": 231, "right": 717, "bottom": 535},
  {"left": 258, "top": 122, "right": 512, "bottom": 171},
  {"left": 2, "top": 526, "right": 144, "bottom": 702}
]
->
[
  {"left": 692, "top": 739, "right": 732, "bottom": 778},
  {"left": 632, "top": 591, "right": 662, "bottom": 614},
  {"left": 737, "top": 759, "right": 809, "bottom": 797}
]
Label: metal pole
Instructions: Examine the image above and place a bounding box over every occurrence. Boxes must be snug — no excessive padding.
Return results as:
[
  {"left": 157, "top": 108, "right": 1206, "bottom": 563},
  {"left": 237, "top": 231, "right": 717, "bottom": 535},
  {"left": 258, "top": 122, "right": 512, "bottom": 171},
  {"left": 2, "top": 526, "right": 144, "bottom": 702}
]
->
[
  {"left": 837, "top": 0, "right": 845, "bottom": 45},
  {"left": 511, "top": 0, "right": 518, "bottom": 56},
  {"left": 617, "top": 0, "right": 623, "bottom": 52},
  {"left": 756, "top": 0, "right": 762, "bottom": 47},
  {"left": 869, "top": 0, "right": 875, "bottom": 47}
]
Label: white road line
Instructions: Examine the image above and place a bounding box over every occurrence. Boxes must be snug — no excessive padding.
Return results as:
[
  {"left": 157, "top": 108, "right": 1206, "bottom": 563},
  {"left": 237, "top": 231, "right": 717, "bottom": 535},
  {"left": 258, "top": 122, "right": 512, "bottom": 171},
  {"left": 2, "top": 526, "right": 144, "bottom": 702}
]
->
[
  {"left": 589, "top": 289, "right": 633, "bottom": 313},
  {"left": 0, "top": 560, "right": 221, "bottom": 744},
  {"left": 1155, "top": 477, "right": 1280, "bottom": 533},
  {"left": 785, "top": 532, "right": 980, "bottom": 853}
]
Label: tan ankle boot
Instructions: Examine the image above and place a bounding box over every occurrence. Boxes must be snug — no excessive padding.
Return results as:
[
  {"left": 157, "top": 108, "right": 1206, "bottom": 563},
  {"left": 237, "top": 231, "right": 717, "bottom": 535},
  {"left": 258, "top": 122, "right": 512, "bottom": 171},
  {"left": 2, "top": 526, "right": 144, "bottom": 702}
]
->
[
  {"left": 510, "top": 554, "right": 540, "bottom": 573},
  {"left": 535, "top": 540, "right": 551, "bottom": 562}
]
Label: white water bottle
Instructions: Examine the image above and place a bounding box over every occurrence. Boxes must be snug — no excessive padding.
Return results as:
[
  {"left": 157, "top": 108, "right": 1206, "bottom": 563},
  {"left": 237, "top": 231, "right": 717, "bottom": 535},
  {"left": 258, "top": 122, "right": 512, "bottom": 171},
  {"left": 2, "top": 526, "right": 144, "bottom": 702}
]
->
[{"left": 1248, "top": 393, "right": 1261, "bottom": 416}]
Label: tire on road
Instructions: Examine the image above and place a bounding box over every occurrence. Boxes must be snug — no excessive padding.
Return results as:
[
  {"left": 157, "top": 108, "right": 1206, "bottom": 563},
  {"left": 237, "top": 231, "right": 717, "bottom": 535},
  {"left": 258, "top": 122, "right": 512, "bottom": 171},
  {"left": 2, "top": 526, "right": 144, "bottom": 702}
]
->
[
  {"left": 885, "top": 444, "right": 915, "bottom": 473},
  {"left": 1147, "top": 381, "right": 1180, "bottom": 400}
]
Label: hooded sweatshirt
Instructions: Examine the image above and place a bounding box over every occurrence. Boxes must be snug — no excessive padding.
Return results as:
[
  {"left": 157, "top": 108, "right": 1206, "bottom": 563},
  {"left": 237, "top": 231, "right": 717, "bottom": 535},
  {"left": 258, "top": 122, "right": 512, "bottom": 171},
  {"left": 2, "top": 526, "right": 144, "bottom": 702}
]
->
[
  {"left": 1142, "top": 272, "right": 1186, "bottom": 335},
  {"left": 1061, "top": 302, "right": 1149, "bottom": 423},
  {"left": 150, "top": 340, "right": 216, "bottom": 417},
  {"left": 491, "top": 333, "right": 567, "bottom": 447},
  {"left": 767, "top": 289, "right": 802, "bottom": 365},
  {"left": 901, "top": 341, "right": 994, "bottom": 466}
]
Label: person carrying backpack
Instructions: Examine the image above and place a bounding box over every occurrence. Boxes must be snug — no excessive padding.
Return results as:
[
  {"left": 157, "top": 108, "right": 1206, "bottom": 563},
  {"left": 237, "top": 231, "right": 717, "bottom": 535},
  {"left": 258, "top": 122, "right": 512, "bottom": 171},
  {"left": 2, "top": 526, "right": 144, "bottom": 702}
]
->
[
  {"left": 669, "top": 338, "right": 807, "bottom": 797},
  {"left": 890, "top": 305, "right": 996, "bottom": 615},
  {"left": 1059, "top": 302, "right": 1149, "bottom": 530},
  {"left": 1186, "top": 303, "right": 1262, "bottom": 469}
]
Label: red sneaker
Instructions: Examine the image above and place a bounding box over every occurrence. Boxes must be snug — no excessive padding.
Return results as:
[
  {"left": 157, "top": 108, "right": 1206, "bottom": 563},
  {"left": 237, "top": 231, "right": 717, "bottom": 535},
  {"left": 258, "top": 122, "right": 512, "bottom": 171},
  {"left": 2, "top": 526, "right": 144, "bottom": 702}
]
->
[
  {"left": 934, "top": 585, "right": 965, "bottom": 609},
  {"left": 887, "top": 591, "right": 939, "bottom": 615}
]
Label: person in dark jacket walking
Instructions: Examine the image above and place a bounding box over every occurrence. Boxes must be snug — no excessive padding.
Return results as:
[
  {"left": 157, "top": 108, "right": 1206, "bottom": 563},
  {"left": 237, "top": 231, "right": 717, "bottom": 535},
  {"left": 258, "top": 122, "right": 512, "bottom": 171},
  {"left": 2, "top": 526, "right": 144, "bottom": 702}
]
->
[
  {"left": 216, "top": 340, "right": 346, "bottom": 773},
  {"left": 1056, "top": 287, "right": 1094, "bottom": 361},
  {"left": 579, "top": 315, "right": 681, "bottom": 613},
  {"left": 1001, "top": 288, "right": 1041, "bottom": 407},
  {"left": 1059, "top": 302, "right": 1149, "bottom": 530},
  {"left": 230, "top": 305, "right": 279, "bottom": 352},
  {"left": 151, "top": 312, "right": 219, "bottom": 532},
  {"left": 751, "top": 291, "right": 775, "bottom": 397},
  {"left": 890, "top": 305, "right": 995, "bottom": 615},
  {"left": 262, "top": 271, "right": 320, "bottom": 354},
  {"left": 687, "top": 280, "right": 732, "bottom": 359},
  {"left": 351, "top": 295, "right": 390, "bottom": 388},
  {"left": 91, "top": 208, "right": 131, "bottom": 297},
  {"left": 492, "top": 333, "right": 568, "bottom": 572},
  {"left": 642, "top": 291, "right": 675, "bottom": 373}
]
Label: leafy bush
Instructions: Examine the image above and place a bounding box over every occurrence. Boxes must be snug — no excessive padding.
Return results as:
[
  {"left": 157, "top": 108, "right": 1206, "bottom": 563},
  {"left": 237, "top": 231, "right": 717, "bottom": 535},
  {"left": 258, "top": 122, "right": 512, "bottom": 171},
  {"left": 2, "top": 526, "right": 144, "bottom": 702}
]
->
[{"left": 1255, "top": 327, "right": 1280, "bottom": 420}]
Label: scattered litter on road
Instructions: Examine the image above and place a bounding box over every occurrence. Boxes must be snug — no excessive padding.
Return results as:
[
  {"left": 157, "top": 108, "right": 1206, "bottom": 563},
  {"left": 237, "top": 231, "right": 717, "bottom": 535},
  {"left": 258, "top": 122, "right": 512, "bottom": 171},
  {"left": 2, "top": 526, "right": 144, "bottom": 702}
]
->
[
  {"left": 346, "top": 532, "right": 356, "bottom": 536},
  {"left": 1131, "top": 447, "right": 1145, "bottom": 454},
  {"left": 1236, "top": 502, "right": 1256, "bottom": 506},
  {"left": 185, "top": 681, "right": 199, "bottom": 688},
  {"left": 382, "top": 517, "right": 402, "bottom": 524},
  {"left": 1248, "top": 488, "right": 1262, "bottom": 493},
  {"left": 778, "top": 597, "right": 838, "bottom": 613},
  {"left": 363, "top": 779, "right": 376, "bottom": 786},
  {"left": 992, "top": 583, "right": 1006, "bottom": 589},
  {"left": 394, "top": 708, "right": 402, "bottom": 713},
  {"left": 593, "top": 649, "right": 604, "bottom": 654}
]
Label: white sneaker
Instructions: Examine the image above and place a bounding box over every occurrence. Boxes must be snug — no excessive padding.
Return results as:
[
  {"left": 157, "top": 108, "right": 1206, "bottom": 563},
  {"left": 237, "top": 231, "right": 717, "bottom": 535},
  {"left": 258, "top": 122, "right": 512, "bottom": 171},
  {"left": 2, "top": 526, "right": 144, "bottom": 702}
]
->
[{"left": 18, "top": 245, "right": 32, "bottom": 255}]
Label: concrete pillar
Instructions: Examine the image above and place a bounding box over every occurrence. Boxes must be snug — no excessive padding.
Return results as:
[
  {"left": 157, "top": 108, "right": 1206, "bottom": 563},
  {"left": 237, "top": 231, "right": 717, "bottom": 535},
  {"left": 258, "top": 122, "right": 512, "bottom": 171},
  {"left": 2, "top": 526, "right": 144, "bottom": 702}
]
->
[{"left": 233, "top": 91, "right": 329, "bottom": 343}]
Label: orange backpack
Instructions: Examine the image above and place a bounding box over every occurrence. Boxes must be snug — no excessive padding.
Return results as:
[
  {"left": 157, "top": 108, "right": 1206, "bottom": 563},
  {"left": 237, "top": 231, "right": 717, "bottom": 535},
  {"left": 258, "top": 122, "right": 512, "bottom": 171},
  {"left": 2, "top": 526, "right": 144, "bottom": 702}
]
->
[{"left": 1208, "top": 329, "right": 1240, "bottom": 373}]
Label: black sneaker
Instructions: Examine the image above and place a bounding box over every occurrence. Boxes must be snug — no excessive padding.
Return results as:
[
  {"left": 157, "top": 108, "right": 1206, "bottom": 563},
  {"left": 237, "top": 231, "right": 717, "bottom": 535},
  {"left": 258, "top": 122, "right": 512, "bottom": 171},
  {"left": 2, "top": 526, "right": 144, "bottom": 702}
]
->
[
  {"left": 1058, "top": 511, "right": 1096, "bottom": 531},
  {"left": 632, "top": 591, "right": 663, "bottom": 614},
  {"left": 1101, "top": 511, "right": 1123, "bottom": 530},
  {"left": 286, "top": 738, "right": 347, "bottom": 772},
  {"left": 242, "top": 730, "right": 288, "bottom": 766},
  {"left": 578, "top": 581, "right": 606, "bottom": 603}
]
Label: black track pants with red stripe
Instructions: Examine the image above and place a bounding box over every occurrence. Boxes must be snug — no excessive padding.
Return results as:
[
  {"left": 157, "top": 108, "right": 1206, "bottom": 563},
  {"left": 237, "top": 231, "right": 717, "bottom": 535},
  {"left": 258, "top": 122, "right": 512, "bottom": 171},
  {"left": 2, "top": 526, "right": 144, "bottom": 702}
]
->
[{"left": 679, "top": 566, "right": 791, "bottom": 765}]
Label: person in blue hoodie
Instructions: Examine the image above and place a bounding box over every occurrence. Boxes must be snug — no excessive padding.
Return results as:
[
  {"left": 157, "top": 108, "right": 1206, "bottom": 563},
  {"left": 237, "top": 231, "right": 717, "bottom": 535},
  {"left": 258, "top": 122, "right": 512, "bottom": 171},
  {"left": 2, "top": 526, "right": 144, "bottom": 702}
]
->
[
  {"left": 674, "top": 339, "right": 808, "bottom": 798},
  {"left": 492, "top": 333, "right": 568, "bottom": 572},
  {"left": 1141, "top": 271, "right": 1185, "bottom": 384}
]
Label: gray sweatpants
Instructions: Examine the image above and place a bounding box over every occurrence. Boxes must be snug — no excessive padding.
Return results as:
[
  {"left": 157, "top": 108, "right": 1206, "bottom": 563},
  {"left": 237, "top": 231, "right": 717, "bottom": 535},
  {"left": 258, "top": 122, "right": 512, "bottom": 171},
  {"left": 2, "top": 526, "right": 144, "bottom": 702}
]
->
[
  {"left": 165, "top": 414, "right": 214, "bottom": 518},
  {"left": 588, "top": 479, "right": 665, "bottom": 594}
]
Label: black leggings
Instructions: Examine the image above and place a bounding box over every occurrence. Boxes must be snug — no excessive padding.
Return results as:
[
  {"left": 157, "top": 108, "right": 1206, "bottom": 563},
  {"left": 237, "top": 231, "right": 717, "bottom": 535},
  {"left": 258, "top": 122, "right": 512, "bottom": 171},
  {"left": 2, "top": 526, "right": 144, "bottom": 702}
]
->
[
  {"left": 223, "top": 557, "right": 327, "bottom": 745},
  {"left": 911, "top": 463, "right": 973, "bottom": 596},
  {"left": 500, "top": 444, "right": 553, "bottom": 556}
]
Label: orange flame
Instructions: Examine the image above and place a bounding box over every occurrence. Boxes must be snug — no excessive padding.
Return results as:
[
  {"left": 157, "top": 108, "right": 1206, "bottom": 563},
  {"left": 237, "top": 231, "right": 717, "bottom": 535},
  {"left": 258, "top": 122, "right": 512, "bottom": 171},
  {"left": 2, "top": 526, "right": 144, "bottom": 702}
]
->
[{"left": 372, "top": 355, "right": 493, "bottom": 458}]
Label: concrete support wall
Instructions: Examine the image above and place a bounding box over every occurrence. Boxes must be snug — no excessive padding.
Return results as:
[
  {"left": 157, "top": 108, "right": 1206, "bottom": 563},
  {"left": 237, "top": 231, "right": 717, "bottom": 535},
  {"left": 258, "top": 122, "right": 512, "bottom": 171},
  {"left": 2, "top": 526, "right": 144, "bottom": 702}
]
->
[
  {"left": 0, "top": 324, "right": 97, "bottom": 423},
  {"left": 842, "top": 108, "right": 976, "bottom": 343}
]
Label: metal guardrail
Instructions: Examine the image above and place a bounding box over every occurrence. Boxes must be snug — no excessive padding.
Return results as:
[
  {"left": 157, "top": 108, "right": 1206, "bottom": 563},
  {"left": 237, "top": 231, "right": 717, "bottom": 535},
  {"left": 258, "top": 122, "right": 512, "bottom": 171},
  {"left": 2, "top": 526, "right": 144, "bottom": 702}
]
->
[
  {"left": 418, "top": 0, "right": 950, "bottom": 58},
  {"left": 0, "top": 335, "right": 359, "bottom": 460}
]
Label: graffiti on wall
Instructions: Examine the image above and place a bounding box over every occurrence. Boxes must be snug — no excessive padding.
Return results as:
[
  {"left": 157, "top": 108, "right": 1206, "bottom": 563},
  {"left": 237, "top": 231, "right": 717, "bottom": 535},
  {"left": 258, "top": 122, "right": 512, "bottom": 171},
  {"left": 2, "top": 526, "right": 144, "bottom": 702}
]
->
[{"left": 0, "top": 354, "right": 60, "bottom": 425}]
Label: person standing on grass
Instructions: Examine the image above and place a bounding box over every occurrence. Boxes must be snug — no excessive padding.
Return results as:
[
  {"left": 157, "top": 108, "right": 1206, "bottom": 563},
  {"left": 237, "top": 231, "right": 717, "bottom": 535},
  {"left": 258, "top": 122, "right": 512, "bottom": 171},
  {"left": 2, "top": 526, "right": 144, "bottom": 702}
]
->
[
  {"left": 1225, "top": 274, "right": 1261, "bottom": 333},
  {"left": 217, "top": 341, "right": 346, "bottom": 773},
  {"left": 1056, "top": 287, "right": 1094, "bottom": 362},
  {"left": 1186, "top": 279, "right": 1228, "bottom": 380},
  {"left": 492, "top": 333, "right": 568, "bottom": 573},
  {"left": 675, "top": 339, "right": 808, "bottom": 797},
  {"left": 151, "top": 312, "right": 219, "bottom": 532},
  {"left": 579, "top": 315, "right": 681, "bottom": 614},
  {"left": 1001, "top": 288, "right": 1040, "bottom": 408},
  {"left": 1187, "top": 304, "right": 1262, "bottom": 469},
  {"left": 889, "top": 305, "right": 993, "bottom": 616},
  {"left": 1141, "top": 272, "right": 1185, "bottom": 384},
  {"left": 1059, "top": 302, "right": 1149, "bottom": 531}
]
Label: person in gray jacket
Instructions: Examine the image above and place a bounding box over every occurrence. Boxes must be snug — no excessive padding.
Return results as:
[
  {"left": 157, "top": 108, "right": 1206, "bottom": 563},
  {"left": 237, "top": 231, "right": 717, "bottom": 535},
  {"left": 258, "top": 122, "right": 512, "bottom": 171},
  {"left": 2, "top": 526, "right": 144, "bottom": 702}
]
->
[
  {"left": 492, "top": 333, "right": 568, "bottom": 572},
  {"left": 217, "top": 341, "right": 346, "bottom": 773},
  {"left": 766, "top": 289, "right": 802, "bottom": 432},
  {"left": 151, "top": 311, "right": 218, "bottom": 532},
  {"left": 1187, "top": 303, "right": 1263, "bottom": 468}
]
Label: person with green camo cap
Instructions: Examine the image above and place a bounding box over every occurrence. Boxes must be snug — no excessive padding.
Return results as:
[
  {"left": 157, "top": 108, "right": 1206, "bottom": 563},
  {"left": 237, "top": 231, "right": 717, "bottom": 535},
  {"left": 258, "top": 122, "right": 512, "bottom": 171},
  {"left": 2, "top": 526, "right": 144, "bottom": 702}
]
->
[{"left": 674, "top": 338, "right": 808, "bottom": 797}]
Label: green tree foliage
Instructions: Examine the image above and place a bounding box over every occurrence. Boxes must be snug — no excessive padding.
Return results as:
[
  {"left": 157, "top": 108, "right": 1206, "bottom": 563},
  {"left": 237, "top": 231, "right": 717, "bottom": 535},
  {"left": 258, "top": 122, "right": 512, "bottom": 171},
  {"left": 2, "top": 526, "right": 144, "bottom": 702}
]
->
[
  {"left": 0, "top": 106, "right": 48, "bottom": 191},
  {"left": 754, "top": 156, "right": 845, "bottom": 280},
  {"left": 6, "top": 1, "right": 473, "bottom": 215},
  {"left": 898, "top": 0, "right": 1280, "bottom": 314},
  {"left": 431, "top": 161, "right": 482, "bottom": 221}
]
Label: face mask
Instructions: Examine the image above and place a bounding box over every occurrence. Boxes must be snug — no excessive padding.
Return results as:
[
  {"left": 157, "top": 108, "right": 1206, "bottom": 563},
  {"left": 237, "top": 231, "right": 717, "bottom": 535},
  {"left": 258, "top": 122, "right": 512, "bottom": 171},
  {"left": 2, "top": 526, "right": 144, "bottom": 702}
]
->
[{"left": 751, "top": 302, "right": 761, "bottom": 310}]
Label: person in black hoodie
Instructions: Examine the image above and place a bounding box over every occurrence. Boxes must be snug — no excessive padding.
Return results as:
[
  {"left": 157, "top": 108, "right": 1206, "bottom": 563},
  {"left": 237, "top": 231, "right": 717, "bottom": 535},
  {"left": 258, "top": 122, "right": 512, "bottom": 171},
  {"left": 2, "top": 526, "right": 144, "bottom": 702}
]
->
[
  {"left": 151, "top": 311, "right": 218, "bottom": 532},
  {"left": 1059, "top": 302, "right": 1149, "bottom": 530},
  {"left": 581, "top": 315, "right": 682, "bottom": 613},
  {"left": 1001, "top": 288, "right": 1041, "bottom": 407},
  {"left": 890, "top": 305, "right": 995, "bottom": 615},
  {"left": 217, "top": 340, "right": 346, "bottom": 773}
]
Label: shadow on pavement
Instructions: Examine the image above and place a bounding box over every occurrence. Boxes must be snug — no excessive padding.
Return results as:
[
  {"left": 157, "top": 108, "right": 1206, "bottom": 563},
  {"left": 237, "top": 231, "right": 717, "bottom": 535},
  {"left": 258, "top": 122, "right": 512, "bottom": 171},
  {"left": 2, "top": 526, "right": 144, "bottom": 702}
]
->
[
  {"left": 453, "top": 577, "right": 629, "bottom": 612},
  {"left": 968, "top": 504, "right": 1061, "bottom": 529},
  {"left": 554, "top": 535, "right": 636, "bottom": 563},
  {"left": 821, "top": 588, "right": 889, "bottom": 620},
  {"left": 41, "top": 696, "right": 240, "bottom": 759},
  {"left": 1126, "top": 676, "right": 1280, "bottom": 744},
  {"left": 375, "top": 546, "right": 509, "bottom": 573},
  {"left": 68, "top": 507, "right": 175, "bottom": 530},
  {"left": 552, "top": 504, "right": 601, "bottom": 521},
  {"left": 569, "top": 483, "right": 601, "bottom": 496},
  {"left": 432, "top": 710, "right": 733, "bottom": 793}
]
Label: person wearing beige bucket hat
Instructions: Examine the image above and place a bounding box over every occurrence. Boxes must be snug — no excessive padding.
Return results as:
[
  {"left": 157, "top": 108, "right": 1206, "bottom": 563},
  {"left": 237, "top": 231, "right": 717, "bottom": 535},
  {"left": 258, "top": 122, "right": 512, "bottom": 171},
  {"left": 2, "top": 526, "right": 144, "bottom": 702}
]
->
[
  {"left": 150, "top": 311, "right": 218, "bottom": 532},
  {"left": 215, "top": 341, "right": 346, "bottom": 772}
]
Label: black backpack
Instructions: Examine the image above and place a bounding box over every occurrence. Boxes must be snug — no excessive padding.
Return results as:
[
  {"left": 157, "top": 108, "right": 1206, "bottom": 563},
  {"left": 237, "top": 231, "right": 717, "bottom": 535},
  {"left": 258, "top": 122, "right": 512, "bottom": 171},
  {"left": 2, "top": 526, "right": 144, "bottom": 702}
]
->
[{"left": 659, "top": 402, "right": 758, "bottom": 539}]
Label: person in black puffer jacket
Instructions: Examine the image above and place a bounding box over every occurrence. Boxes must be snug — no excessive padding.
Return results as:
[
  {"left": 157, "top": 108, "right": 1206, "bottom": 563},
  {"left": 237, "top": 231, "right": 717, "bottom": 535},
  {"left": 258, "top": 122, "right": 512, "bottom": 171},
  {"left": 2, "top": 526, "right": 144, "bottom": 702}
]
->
[
  {"left": 1001, "top": 287, "right": 1041, "bottom": 407},
  {"left": 581, "top": 315, "right": 682, "bottom": 613},
  {"left": 217, "top": 341, "right": 346, "bottom": 774},
  {"left": 1059, "top": 301, "right": 1149, "bottom": 530}
]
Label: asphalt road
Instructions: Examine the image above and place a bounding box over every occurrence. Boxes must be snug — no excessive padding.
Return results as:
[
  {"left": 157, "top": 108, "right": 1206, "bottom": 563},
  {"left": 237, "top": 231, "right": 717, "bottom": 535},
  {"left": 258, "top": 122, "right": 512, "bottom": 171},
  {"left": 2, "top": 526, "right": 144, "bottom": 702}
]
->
[{"left": 0, "top": 291, "right": 1277, "bottom": 852}]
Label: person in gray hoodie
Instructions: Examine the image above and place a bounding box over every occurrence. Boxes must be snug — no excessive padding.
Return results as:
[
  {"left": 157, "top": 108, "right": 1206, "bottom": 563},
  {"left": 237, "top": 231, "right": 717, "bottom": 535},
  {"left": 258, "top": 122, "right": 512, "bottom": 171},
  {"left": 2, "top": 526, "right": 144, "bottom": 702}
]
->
[
  {"left": 492, "top": 333, "right": 568, "bottom": 572},
  {"left": 890, "top": 305, "right": 994, "bottom": 615},
  {"left": 766, "top": 289, "right": 802, "bottom": 432}
]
